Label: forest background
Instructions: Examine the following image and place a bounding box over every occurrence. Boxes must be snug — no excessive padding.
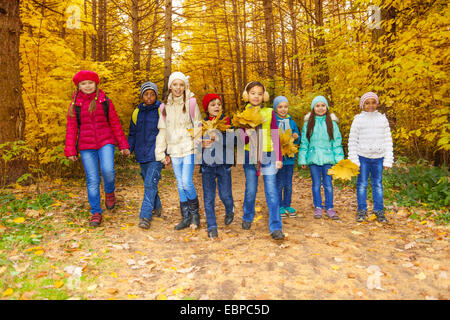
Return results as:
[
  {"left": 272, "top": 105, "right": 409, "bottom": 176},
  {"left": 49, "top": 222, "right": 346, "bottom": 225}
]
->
[
  {"left": 0, "top": 0, "right": 449, "bottom": 301},
  {"left": 0, "top": 0, "right": 448, "bottom": 203}
]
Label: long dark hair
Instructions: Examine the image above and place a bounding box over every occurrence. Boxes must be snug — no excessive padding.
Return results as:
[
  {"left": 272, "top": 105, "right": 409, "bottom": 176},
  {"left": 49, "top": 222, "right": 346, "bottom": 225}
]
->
[
  {"left": 163, "top": 90, "right": 187, "bottom": 118},
  {"left": 306, "top": 110, "right": 334, "bottom": 141}
]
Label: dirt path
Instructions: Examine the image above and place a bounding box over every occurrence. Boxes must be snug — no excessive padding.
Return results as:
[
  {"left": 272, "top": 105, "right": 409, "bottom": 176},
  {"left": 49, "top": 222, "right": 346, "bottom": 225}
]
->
[{"left": 9, "top": 164, "right": 449, "bottom": 300}]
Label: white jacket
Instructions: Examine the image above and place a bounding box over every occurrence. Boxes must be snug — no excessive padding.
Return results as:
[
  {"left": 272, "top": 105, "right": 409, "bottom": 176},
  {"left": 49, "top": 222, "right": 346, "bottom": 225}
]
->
[
  {"left": 347, "top": 111, "right": 394, "bottom": 167},
  {"left": 154, "top": 92, "right": 202, "bottom": 161}
]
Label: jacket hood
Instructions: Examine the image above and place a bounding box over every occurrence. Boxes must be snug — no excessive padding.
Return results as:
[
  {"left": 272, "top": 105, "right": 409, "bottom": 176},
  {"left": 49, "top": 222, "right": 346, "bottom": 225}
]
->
[{"left": 304, "top": 112, "right": 338, "bottom": 122}]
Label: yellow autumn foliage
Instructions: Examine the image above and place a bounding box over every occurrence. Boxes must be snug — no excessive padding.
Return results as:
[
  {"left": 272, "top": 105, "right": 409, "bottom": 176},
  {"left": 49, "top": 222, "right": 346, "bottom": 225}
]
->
[
  {"left": 231, "top": 107, "right": 266, "bottom": 129},
  {"left": 327, "top": 159, "right": 360, "bottom": 181},
  {"left": 279, "top": 129, "right": 299, "bottom": 158}
]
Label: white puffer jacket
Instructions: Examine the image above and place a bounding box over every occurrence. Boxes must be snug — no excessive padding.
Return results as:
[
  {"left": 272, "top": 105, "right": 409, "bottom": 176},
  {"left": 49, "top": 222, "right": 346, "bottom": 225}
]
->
[{"left": 347, "top": 111, "right": 393, "bottom": 167}]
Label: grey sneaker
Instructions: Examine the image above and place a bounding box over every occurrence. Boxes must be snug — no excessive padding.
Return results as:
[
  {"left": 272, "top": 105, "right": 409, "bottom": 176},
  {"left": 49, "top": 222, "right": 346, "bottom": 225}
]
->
[
  {"left": 242, "top": 221, "right": 252, "bottom": 230},
  {"left": 271, "top": 230, "right": 285, "bottom": 240},
  {"left": 356, "top": 210, "right": 368, "bottom": 222},
  {"left": 325, "top": 209, "right": 339, "bottom": 220},
  {"left": 374, "top": 211, "right": 388, "bottom": 223}
]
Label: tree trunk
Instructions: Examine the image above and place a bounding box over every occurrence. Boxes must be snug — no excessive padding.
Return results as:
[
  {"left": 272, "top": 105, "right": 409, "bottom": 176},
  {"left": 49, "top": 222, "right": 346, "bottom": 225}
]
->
[
  {"left": 278, "top": 0, "right": 286, "bottom": 89},
  {"left": 212, "top": 12, "right": 225, "bottom": 107},
  {"left": 288, "top": 0, "right": 302, "bottom": 92},
  {"left": 232, "top": 0, "right": 243, "bottom": 97},
  {"left": 96, "top": 0, "right": 107, "bottom": 61},
  {"left": 0, "top": 0, "right": 28, "bottom": 185},
  {"left": 131, "top": 0, "right": 140, "bottom": 81},
  {"left": 83, "top": 0, "right": 87, "bottom": 59},
  {"left": 262, "top": 0, "right": 276, "bottom": 98},
  {"left": 241, "top": 0, "right": 248, "bottom": 87},
  {"left": 223, "top": 2, "right": 238, "bottom": 107},
  {"left": 146, "top": 2, "right": 159, "bottom": 76},
  {"left": 314, "top": 0, "right": 332, "bottom": 102},
  {"left": 163, "top": 0, "right": 172, "bottom": 99},
  {"left": 91, "top": 0, "right": 97, "bottom": 60}
]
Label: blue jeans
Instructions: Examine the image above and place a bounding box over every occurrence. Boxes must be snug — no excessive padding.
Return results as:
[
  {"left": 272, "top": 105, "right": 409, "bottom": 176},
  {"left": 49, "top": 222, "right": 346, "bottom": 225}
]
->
[
  {"left": 171, "top": 153, "right": 197, "bottom": 202},
  {"left": 80, "top": 144, "right": 115, "bottom": 214},
  {"left": 243, "top": 152, "right": 282, "bottom": 233},
  {"left": 139, "top": 161, "right": 163, "bottom": 219},
  {"left": 309, "top": 164, "right": 334, "bottom": 210},
  {"left": 357, "top": 156, "right": 384, "bottom": 212},
  {"left": 276, "top": 165, "right": 294, "bottom": 208},
  {"left": 201, "top": 165, "right": 234, "bottom": 231}
]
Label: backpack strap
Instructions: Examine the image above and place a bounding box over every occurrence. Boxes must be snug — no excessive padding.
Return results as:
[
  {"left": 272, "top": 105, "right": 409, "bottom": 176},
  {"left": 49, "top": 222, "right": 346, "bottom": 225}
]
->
[
  {"left": 132, "top": 107, "right": 139, "bottom": 125},
  {"left": 189, "top": 97, "right": 196, "bottom": 122},
  {"left": 102, "top": 96, "right": 110, "bottom": 124},
  {"left": 159, "top": 98, "right": 196, "bottom": 124},
  {"left": 75, "top": 105, "right": 81, "bottom": 153},
  {"left": 159, "top": 103, "right": 166, "bottom": 122}
]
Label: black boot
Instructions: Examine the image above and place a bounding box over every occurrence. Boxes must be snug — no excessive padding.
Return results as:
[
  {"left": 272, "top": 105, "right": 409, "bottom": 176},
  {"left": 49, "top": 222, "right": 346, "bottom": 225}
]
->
[
  {"left": 188, "top": 197, "right": 200, "bottom": 228},
  {"left": 174, "top": 201, "right": 191, "bottom": 230}
]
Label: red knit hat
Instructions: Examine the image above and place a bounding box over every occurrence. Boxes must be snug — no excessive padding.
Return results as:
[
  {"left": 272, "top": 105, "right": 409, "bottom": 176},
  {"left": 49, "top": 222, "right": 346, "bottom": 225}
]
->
[
  {"left": 73, "top": 70, "right": 100, "bottom": 86},
  {"left": 202, "top": 94, "right": 221, "bottom": 112}
]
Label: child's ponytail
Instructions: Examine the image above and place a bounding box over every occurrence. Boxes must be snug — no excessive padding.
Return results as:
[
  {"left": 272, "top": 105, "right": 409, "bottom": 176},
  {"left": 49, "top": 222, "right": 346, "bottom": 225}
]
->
[
  {"left": 68, "top": 89, "right": 79, "bottom": 117},
  {"left": 88, "top": 87, "right": 99, "bottom": 113}
]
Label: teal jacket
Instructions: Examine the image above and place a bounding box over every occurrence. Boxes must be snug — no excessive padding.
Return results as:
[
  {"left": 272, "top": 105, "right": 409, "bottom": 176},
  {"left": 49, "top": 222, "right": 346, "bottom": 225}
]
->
[{"left": 298, "top": 113, "right": 344, "bottom": 166}]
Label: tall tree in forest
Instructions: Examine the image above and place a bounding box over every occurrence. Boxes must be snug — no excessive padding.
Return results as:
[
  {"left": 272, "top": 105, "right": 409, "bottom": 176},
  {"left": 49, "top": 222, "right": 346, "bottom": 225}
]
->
[
  {"left": 0, "top": 0, "right": 28, "bottom": 184},
  {"left": 232, "top": 0, "right": 243, "bottom": 96},
  {"left": 163, "top": 0, "right": 172, "bottom": 99},
  {"left": 313, "top": 0, "right": 332, "bottom": 101},
  {"left": 262, "top": 0, "right": 276, "bottom": 97}
]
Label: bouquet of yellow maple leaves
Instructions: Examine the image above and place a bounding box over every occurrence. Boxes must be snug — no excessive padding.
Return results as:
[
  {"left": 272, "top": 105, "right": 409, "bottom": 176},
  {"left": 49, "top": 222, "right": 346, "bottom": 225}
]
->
[
  {"left": 231, "top": 106, "right": 266, "bottom": 129},
  {"left": 279, "top": 129, "right": 299, "bottom": 158},
  {"left": 187, "top": 111, "right": 231, "bottom": 140},
  {"left": 327, "top": 159, "right": 360, "bottom": 181}
]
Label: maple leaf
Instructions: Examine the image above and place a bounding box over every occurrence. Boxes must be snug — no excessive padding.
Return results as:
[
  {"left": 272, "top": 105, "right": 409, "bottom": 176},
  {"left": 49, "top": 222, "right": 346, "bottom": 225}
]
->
[
  {"left": 327, "top": 159, "right": 360, "bottom": 181},
  {"left": 279, "top": 129, "right": 299, "bottom": 158},
  {"left": 231, "top": 107, "right": 266, "bottom": 129},
  {"left": 188, "top": 111, "right": 231, "bottom": 139}
]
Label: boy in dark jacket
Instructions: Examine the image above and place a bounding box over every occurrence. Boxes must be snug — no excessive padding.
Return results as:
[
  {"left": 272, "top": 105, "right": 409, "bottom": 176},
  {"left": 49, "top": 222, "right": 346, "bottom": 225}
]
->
[{"left": 128, "top": 82, "right": 163, "bottom": 229}]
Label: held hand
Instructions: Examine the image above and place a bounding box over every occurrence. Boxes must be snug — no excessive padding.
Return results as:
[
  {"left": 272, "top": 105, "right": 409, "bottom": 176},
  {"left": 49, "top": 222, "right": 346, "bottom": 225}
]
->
[
  {"left": 120, "top": 149, "right": 130, "bottom": 157},
  {"left": 383, "top": 166, "right": 389, "bottom": 171},
  {"left": 68, "top": 156, "right": 78, "bottom": 162},
  {"left": 301, "top": 165, "right": 306, "bottom": 169},
  {"left": 164, "top": 155, "right": 171, "bottom": 166},
  {"left": 202, "top": 139, "right": 214, "bottom": 148},
  {"left": 292, "top": 133, "right": 299, "bottom": 140},
  {"left": 276, "top": 161, "right": 283, "bottom": 169}
]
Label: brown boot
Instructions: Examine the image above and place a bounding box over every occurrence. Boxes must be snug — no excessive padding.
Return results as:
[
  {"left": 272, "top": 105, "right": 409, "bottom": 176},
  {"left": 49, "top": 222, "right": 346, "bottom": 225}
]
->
[{"left": 105, "top": 192, "right": 116, "bottom": 210}]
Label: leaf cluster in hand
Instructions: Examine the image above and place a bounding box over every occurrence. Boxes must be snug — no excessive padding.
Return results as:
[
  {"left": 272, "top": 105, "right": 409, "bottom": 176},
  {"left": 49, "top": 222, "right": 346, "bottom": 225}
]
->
[
  {"left": 188, "top": 111, "right": 231, "bottom": 139},
  {"left": 231, "top": 107, "right": 266, "bottom": 129},
  {"left": 279, "top": 129, "right": 299, "bottom": 158},
  {"left": 327, "top": 159, "right": 360, "bottom": 181}
]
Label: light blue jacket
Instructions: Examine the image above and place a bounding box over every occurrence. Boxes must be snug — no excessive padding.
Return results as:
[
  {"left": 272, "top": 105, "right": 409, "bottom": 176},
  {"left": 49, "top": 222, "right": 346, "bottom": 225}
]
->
[{"left": 298, "top": 113, "right": 344, "bottom": 166}]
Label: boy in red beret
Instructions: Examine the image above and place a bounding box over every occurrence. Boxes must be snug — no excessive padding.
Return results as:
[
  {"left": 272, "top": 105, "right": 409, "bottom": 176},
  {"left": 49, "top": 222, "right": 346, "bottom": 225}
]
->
[
  {"left": 199, "top": 94, "right": 235, "bottom": 238},
  {"left": 65, "top": 70, "right": 130, "bottom": 227}
]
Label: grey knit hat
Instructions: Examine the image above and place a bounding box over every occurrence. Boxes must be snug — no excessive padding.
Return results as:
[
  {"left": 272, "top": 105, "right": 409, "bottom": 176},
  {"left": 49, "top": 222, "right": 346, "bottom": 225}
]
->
[{"left": 140, "top": 81, "right": 158, "bottom": 98}]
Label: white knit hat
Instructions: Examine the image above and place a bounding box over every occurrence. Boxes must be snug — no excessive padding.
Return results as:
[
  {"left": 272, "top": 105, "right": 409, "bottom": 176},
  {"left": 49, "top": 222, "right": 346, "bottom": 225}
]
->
[{"left": 168, "top": 71, "right": 190, "bottom": 89}]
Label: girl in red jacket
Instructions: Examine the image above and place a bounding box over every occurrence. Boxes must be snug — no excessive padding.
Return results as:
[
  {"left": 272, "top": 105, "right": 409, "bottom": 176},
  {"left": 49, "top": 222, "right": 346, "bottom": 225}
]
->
[{"left": 64, "top": 70, "right": 130, "bottom": 227}]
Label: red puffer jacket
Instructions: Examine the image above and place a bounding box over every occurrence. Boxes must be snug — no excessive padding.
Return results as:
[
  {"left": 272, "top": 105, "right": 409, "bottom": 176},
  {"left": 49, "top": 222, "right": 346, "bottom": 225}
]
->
[{"left": 64, "top": 89, "right": 129, "bottom": 157}]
